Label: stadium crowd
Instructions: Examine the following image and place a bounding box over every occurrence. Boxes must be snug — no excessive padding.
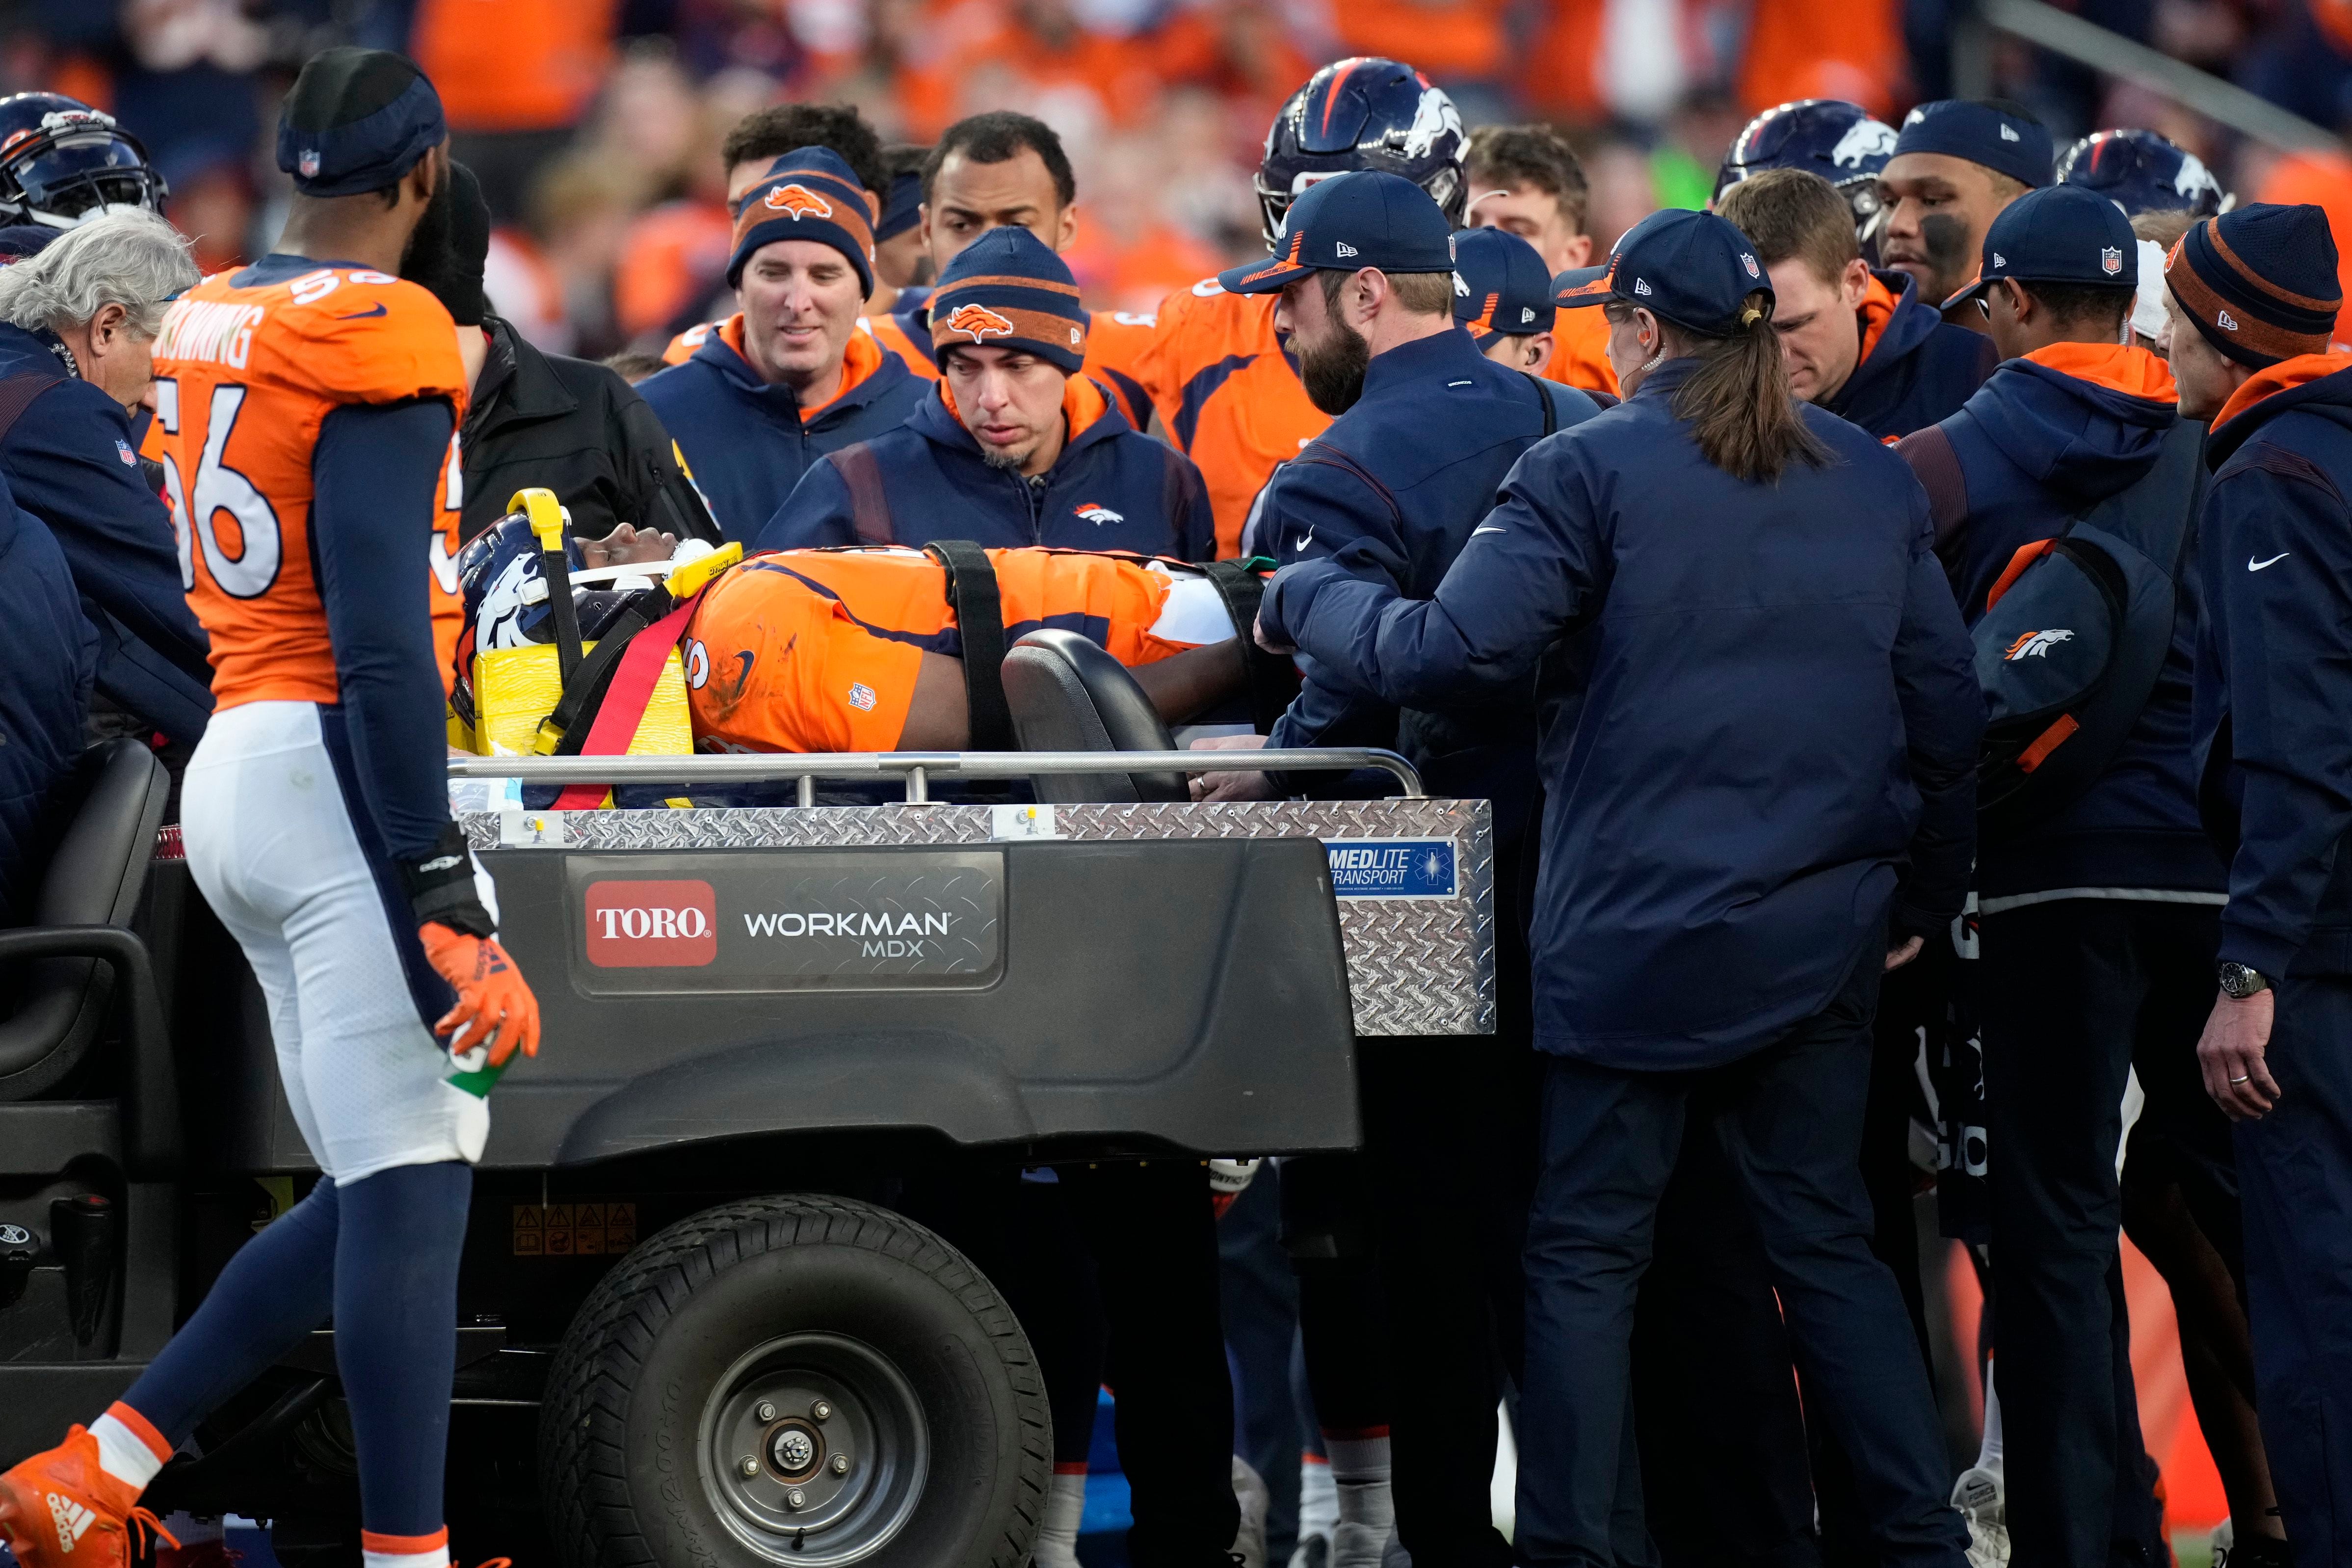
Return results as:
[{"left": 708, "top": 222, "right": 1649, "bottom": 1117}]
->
[{"left": 10, "top": 2, "right": 2352, "bottom": 1568}]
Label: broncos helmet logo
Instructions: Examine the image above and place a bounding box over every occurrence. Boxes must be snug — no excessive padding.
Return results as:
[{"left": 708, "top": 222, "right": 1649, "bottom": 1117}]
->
[
  {"left": 763, "top": 183, "right": 834, "bottom": 219},
  {"left": 944, "top": 303, "right": 1017, "bottom": 342},
  {"left": 1394, "top": 85, "right": 1463, "bottom": 161},
  {"left": 2004, "top": 628, "right": 2075, "bottom": 661}
]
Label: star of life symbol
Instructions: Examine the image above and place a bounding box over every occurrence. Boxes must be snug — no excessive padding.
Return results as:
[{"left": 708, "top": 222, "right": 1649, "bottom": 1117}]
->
[{"left": 1423, "top": 849, "right": 1447, "bottom": 882}]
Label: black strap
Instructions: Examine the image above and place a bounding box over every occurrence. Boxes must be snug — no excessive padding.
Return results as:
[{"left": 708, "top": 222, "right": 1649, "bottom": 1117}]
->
[
  {"left": 1520, "top": 371, "right": 1558, "bottom": 437},
  {"left": 924, "top": 540, "right": 1015, "bottom": 751},
  {"left": 0, "top": 370, "right": 60, "bottom": 444},
  {"left": 1201, "top": 559, "right": 1299, "bottom": 735},
  {"left": 540, "top": 585, "right": 675, "bottom": 755}
]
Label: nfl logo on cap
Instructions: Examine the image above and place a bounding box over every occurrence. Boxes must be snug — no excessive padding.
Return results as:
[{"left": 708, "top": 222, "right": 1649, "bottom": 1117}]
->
[
  {"left": 1742, "top": 253, "right": 1760, "bottom": 278},
  {"left": 298, "top": 148, "right": 320, "bottom": 178},
  {"left": 2102, "top": 246, "right": 2122, "bottom": 275}
]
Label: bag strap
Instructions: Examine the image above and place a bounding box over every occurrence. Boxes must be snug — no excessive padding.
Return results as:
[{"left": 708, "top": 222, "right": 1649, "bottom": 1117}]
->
[
  {"left": 1520, "top": 370, "right": 1558, "bottom": 437},
  {"left": 833, "top": 443, "right": 895, "bottom": 545},
  {"left": 923, "top": 539, "right": 1016, "bottom": 751},
  {"left": 1200, "top": 558, "right": 1298, "bottom": 734},
  {"left": 2068, "top": 417, "right": 2208, "bottom": 568},
  {"left": 548, "top": 591, "right": 706, "bottom": 811},
  {"left": 0, "top": 370, "right": 59, "bottom": 444}
]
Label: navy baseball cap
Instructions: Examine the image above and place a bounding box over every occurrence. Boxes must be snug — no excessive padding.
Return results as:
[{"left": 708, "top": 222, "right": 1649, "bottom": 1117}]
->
[
  {"left": 1554, "top": 208, "right": 1773, "bottom": 336},
  {"left": 1891, "top": 99, "right": 2053, "bottom": 190},
  {"left": 1218, "top": 170, "right": 1454, "bottom": 294},
  {"left": 1453, "top": 227, "right": 1555, "bottom": 345},
  {"left": 1942, "top": 182, "right": 2137, "bottom": 309},
  {"left": 875, "top": 167, "right": 923, "bottom": 243},
  {"left": 276, "top": 47, "right": 446, "bottom": 199}
]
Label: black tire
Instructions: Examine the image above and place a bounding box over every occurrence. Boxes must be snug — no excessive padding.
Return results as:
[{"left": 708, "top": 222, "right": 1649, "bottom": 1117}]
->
[{"left": 539, "top": 1195, "right": 1049, "bottom": 1568}]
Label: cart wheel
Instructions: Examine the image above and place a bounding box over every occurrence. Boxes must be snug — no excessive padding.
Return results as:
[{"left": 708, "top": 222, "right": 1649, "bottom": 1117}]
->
[{"left": 539, "top": 1196, "right": 1048, "bottom": 1568}]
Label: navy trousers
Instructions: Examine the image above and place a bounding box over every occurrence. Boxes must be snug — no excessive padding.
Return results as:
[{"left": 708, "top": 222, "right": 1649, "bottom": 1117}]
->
[
  {"left": 1979, "top": 899, "right": 2218, "bottom": 1567},
  {"left": 1516, "top": 948, "right": 1968, "bottom": 1568},
  {"left": 2240, "top": 970, "right": 2352, "bottom": 1557}
]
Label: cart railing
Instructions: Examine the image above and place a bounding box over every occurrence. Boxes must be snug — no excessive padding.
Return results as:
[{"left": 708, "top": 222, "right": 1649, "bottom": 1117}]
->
[{"left": 448, "top": 747, "right": 1426, "bottom": 804}]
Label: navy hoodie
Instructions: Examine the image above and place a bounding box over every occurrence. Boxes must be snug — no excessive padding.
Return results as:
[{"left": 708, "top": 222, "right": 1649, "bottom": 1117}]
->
[
  {"left": 1899, "top": 342, "right": 2220, "bottom": 900},
  {"left": 1257, "top": 327, "right": 1598, "bottom": 831},
  {"left": 0, "top": 471, "right": 95, "bottom": 923},
  {"left": 1822, "top": 269, "right": 1999, "bottom": 439},
  {"left": 638, "top": 315, "right": 925, "bottom": 545},
  {"left": 0, "top": 321, "right": 211, "bottom": 743},
  {"left": 2192, "top": 354, "right": 2352, "bottom": 978},
  {"left": 1261, "top": 356, "right": 1982, "bottom": 1070},
  {"left": 759, "top": 375, "right": 1214, "bottom": 559}
]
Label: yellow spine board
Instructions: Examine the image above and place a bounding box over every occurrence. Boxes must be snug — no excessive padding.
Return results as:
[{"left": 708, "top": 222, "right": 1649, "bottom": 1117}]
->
[{"left": 469, "top": 640, "right": 693, "bottom": 759}]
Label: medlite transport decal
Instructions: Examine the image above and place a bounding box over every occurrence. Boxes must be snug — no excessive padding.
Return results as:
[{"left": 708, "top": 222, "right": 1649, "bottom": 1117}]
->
[
  {"left": 566, "top": 850, "right": 1003, "bottom": 993},
  {"left": 1323, "top": 838, "right": 1458, "bottom": 899}
]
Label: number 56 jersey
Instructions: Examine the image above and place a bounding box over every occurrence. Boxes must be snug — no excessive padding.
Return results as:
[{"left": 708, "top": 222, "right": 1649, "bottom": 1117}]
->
[{"left": 151, "top": 260, "right": 467, "bottom": 709}]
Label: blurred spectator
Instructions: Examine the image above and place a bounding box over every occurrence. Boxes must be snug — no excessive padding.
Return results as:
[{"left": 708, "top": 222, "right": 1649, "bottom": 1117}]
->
[
  {"left": 1739, "top": 0, "right": 1905, "bottom": 115},
  {"left": 2252, "top": 149, "right": 2352, "bottom": 339},
  {"left": 603, "top": 349, "right": 666, "bottom": 385},
  {"left": 412, "top": 0, "right": 622, "bottom": 219}
]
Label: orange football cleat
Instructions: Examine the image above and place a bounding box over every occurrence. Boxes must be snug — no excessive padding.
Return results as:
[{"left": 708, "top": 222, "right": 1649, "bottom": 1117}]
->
[{"left": 0, "top": 1428, "right": 175, "bottom": 1568}]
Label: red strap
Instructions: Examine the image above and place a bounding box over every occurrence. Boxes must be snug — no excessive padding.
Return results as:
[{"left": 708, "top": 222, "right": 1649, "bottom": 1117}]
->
[
  {"left": 1983, "top": 537, "right": 2058, "bottom": 611},
  {"left": 550, "top": 595, "right": 702, "bottom": 811}
]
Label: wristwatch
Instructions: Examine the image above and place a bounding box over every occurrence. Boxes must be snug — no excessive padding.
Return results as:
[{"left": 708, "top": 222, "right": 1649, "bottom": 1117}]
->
[{"left": 2219, "top": 961, "right": 2270, "bottom": 1000}]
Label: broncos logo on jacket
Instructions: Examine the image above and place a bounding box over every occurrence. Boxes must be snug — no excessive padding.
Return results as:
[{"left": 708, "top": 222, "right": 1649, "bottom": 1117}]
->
[
  {"left": 944, "top": 303, "right": 1016, "bottom": 343},
  {"left": 763, "top": 183, "right": 834, "bottom": 218}
]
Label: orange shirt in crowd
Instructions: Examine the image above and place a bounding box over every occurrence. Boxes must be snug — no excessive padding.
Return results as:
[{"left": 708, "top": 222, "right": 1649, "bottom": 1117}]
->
[
  {"left": 150, "top": 264, "right": 468, "bottom": 709},
  {"left": 1334, "top": 0, "right": 1509, "bottom": 83},
  {"left": 1136, "top": 279, "right": 1330, "bottom": 558},
  {"left": 411, "top": 0, "right": 620, "bottom": 133},
  {"left": 892, "top": 4, "right": 1170, "bottom": 139},
  {"left": 2253, "top": 152, "right": 2352, "bottom": 342},
  {"left": 1737, "top": 0, "right": 1902, "bottom": 115},
  {"left": 613, "top": 199, "right": 733, "bottom": 341}
]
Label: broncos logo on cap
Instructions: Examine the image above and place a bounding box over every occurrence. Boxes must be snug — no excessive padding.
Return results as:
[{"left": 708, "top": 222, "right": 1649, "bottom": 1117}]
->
[
  {"left": 944, "top": 303, "right": 1017, "bottom": 342},
  {"left": 763, "top": 183, "right": 834, "bottom": 219}
]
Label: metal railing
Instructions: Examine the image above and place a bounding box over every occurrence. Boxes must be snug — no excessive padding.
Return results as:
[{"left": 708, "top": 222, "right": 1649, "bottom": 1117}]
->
[
  {"left": 449, "top": 747, "right": 1427, "bottom": 804},
  {"left": 1964, "top": 0, "right": 2338, "bottom": 154}
]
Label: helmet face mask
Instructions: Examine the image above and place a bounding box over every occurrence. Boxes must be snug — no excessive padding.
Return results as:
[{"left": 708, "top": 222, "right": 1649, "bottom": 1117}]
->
[
  {"left": 0, "top": 98, "right": 167, "bottom": 228},
  {"left": 1255, "top": 58, "right": 1467, "bottom": 250}
]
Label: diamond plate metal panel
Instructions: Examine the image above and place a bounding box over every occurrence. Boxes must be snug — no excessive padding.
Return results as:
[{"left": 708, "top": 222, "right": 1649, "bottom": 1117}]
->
[{"left": 464, "top": 798, "right": 1495, "bottom": 1035}]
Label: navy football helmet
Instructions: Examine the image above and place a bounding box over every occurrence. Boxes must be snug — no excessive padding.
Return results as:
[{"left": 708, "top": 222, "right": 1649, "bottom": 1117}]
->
[
  {"left": 0, "top": 93, "right": 166, "bottom": 229},
  {"left": 2056, "top": 129, "right": 2225, "bottom": 218},
  {"left": 1256, "top": 58, "right": 1465, "bottom": 248},
  {"left": 1714, "top": 99, "right": 1898, "bottom": 236}
]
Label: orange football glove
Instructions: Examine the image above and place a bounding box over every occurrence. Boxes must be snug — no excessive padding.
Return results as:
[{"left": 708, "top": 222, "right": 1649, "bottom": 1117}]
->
[{"left": 418, "top": 922, "right": 541, "bottom": 1067}]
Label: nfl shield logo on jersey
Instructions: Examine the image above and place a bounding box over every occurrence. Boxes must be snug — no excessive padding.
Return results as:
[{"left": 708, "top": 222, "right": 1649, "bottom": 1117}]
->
[{"left": 113, "top": 439, "right": 134, "bottom": 465}]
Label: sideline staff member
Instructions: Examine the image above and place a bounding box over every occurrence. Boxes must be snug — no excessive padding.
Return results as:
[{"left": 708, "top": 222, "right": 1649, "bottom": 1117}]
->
[
  {"left": 1258, "top": 209, "right": 1981, "bottom": 1564},
  {"left": 2172, "top": 201, "right": 2352, "bottom": 1554}
]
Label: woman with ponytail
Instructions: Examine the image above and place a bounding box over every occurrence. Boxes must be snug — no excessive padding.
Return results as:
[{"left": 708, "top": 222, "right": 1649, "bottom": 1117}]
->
[{"left": 1255, "top": 207, "right": 1985, "bottom": 1565}]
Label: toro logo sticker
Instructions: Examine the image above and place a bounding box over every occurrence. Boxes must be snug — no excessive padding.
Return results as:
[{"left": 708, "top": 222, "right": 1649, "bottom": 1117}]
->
[
  {"left": 584, "top": 878, "right": 718, "bottom": 967},
  {"left": 762, "top": 183, "right": 833, "bottom": 218}
]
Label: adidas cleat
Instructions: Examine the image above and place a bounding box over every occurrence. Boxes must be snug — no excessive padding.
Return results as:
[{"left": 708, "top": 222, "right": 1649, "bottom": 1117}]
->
[{"left": 0, "top": 1429, "right": 174, "bottom": 1568}]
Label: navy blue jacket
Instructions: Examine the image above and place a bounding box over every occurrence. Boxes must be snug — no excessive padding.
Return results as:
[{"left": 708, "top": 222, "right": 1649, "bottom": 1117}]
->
[
  {"left": 1261, "top": 357, "right": 1982, "bottom": 1069},
  {"left": 1822, "top": 270, "right": 1998, "bottom": 439},
  {"left": 638, "top": 319, "right": 926, "bottom": 545},
  {"left": 2192, "top": 358, "right": 2352, "bottom": 979},
  {"left": 0, "top": 473, "right": 96, "bottom": 924},
  {"left": 1256, "top": 329, "right": 1598, "bottom": 824},
  {"left": 1900, "top": 344, "right": 2221, "bottom": 899},
  {"left": 0, "top": 322, "right": 211, "bottom": 743},
  {"left": 759, "top": 378, "right": 1215, "bottom": 559}
]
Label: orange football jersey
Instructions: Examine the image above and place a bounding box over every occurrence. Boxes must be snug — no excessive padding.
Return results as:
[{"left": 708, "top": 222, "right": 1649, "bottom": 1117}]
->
[
  {"left": 1136, "top": 278, "right": 1329, "bottom": 558},
  {"left": 152, "top": 264, "right": 468, "bottom": 710}
]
